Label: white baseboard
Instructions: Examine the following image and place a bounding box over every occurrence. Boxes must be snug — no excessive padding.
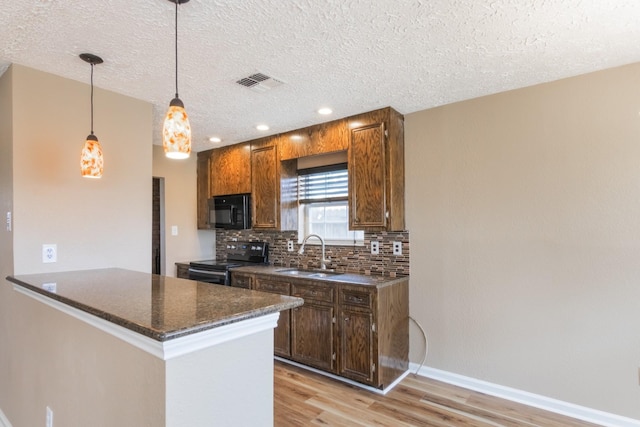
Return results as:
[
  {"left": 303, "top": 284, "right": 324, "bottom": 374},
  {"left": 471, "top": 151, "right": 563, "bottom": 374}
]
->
[
  {"left": 0, "top": 408, "right": 12, "bottom": 427},
  {"left": 412, "top": 363, "right": 640, "bottom": 427},
  {"left": 275, "top": 356, "right": 410, "bottom": 395}
]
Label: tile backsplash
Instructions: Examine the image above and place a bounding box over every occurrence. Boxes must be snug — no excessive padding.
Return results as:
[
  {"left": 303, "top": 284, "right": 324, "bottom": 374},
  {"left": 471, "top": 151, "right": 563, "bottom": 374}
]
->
[{"left": 216, "top": 230, "right": 409, "bottom": 278}]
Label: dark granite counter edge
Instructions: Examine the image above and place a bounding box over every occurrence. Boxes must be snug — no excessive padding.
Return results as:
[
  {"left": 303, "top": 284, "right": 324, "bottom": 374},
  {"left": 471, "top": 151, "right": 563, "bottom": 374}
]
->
[
  {"left": 6, "top": 275, "right": 303, "bottom": 342},
  {"left": 230, "top": 265, "right": 410, "bottom": 288}
]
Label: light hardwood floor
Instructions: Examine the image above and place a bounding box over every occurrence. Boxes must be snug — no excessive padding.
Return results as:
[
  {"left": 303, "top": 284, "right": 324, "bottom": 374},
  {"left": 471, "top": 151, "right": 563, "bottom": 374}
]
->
[{"left": 274, "top": 361, "right": 600, "bottom": 426}]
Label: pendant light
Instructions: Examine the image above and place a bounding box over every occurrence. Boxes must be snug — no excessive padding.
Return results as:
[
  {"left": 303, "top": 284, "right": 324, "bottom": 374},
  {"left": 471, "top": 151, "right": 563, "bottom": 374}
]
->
[
  {"left": 163, "top": 0, "right": 191, "bottom": 159},
  {"left": 79, "top": 53, "right": 104, "bottom": 178}
]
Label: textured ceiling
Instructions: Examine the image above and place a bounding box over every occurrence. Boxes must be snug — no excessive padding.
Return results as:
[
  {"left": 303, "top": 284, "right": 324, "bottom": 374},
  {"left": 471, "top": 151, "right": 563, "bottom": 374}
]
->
[{"left": 2, "top": 0, "right": 640, "bottom": 152}]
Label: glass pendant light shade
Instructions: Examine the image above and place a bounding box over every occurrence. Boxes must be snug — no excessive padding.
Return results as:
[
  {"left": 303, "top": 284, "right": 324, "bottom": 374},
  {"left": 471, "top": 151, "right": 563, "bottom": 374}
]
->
[
  {"left": 163, "top": 97, "right": 191, "bottom": 159},
  {"left": 81, "top": 134, "right": 104, "bottom": 178},
  {"left": 164, "top": 0, "right": 191, "bottom": 159},
  {"left": 79, "top": 53, "right": 104, "bottom": 178}
]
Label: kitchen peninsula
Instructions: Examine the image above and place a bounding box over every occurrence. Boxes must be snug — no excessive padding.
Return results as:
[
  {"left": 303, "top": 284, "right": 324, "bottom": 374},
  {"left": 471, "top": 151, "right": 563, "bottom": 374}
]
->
[{"left": 6, "top": 268, "right": 302, "bottom": 427}]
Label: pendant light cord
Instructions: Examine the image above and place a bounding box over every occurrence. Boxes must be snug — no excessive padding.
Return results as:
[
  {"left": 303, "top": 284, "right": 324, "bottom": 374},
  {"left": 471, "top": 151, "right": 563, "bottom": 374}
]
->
[
  {"left": 90, "top": 62, "right": 95, "bottom": 135},
  {"left": 174, "top": 0, "right": 179, "bottom": 99}
]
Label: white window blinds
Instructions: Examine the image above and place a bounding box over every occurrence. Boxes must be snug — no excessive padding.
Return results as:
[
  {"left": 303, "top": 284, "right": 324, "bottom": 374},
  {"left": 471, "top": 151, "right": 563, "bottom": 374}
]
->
[{"left": 297, "top": 163, "right": 348, "bottom": 204}]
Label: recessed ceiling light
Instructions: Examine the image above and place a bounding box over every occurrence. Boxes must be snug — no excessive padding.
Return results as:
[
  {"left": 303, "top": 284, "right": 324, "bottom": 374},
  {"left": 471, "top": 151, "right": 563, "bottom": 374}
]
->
[
  {"left": 318, "top": 108, "right": 332, "bottom": 115},
  {"left": 256, "top": 124, "right": 269, "bottom": 131},
  {"left": 209, "top": 136, "right": 222, "bottom": 143}
]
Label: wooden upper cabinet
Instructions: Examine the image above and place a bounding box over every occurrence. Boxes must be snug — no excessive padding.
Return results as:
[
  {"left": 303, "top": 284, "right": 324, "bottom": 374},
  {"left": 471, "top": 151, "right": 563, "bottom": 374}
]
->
[
  {"left": 251, "top": 140, "right": 279, "bottom": 229},
  {"left": 251, "top": 137, "right": 297, "bottom": 231},
  {"left": 349, "top": 123, "right": 387, "bottom": 229},
  {"left": 279, "top": 119, "right": 349, "bottom": 160},
  {"left": 195, "top": 106, "right": 404, "bottom": 232},
  {"left": 196, "top": 150, "right": 212, "bottom": 229},
  {"left": 210, "top": 143, "right": 251, "bottom": 196},
  {"left": 348, "top": 107, "right": 405, "bottom": 231}
]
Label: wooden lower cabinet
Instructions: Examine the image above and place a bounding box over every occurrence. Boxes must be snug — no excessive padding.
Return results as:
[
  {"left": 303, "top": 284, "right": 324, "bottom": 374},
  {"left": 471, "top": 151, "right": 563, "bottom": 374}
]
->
[
  {"left": 290, "top": 282, "right": 336, "bottom": 372},
  {"left": 176, "top": 263, "right": 189, "bottom": 279},
  {"left": 339, "top": 306, "right": 374, "bottom": 384},
  {"left": 229, "top": 271, "right": 408, "bottom": 389},
  {"left": 254, "top": 277, "right": 291, "bottom": 358}
]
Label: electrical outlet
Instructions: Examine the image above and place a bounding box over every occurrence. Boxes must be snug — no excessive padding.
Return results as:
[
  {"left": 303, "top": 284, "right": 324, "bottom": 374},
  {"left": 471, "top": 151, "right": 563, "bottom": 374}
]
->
[
  {"left": 42, "top": 244, "right": 57, "bottom": 263},
  {"left": 392, "top": 241, "right": 402, "bottom": 256},
  {"left": 46, "top": 406, "right": 53, "bottom": 427},
  {"left": 171, "top": 225, "right": 178, "bottom": 236},
  {"left": 6, "top": 211, "right": 11, "bottom": 232},
  {"left": 287, "top": 240, "right": 294, "bottom": 252},
  {"left": 370, "top": 241, "right": 379, "bottom": 255},
  {"left": 42, "top": 283, "right": 57, "bottom": 293}
]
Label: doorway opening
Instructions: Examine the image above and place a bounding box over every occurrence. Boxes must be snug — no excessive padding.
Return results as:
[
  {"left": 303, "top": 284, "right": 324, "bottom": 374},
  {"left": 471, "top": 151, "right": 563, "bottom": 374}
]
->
[{"left": 152, "top": 177, "right": 166, "bottom": 275}]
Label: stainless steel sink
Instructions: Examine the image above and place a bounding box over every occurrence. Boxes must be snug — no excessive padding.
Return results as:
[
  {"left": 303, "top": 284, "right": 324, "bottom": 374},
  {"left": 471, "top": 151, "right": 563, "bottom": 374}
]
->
[{"left": 275, "top": 268, "right": 343, "bottom": 278}]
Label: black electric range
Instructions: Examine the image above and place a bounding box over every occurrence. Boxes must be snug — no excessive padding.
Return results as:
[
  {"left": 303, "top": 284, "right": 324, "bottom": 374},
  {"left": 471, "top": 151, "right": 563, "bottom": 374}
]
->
[{"left": 188, "top": 241, "right": 268, "bottom": 285}]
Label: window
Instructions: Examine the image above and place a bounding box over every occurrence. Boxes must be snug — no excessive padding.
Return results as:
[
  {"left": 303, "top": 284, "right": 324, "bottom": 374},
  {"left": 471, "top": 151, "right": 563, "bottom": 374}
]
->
[{"left": 297, "top": 163, "right": 364, "bottom": 245}]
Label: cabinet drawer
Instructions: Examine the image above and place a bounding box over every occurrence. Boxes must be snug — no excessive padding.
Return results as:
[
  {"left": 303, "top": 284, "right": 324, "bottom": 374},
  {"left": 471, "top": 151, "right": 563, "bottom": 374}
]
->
[
  {"left": 231, "top": 274, "right": 253, "bottom": 289},
  {"left": 255, "top": 279, "right": 290, "bottom": 295},
  {"left": 292, "top": 283, "right": 334, "bottom": 303},
  {"left": 340, "top": 289, "right": 372, "bottom": 309}
]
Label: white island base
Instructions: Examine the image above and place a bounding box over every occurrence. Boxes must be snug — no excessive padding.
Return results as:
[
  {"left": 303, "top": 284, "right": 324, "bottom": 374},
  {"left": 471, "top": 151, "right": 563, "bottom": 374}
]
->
[{"left": 8, "top": 285, "right": 279, "bottom": 427}]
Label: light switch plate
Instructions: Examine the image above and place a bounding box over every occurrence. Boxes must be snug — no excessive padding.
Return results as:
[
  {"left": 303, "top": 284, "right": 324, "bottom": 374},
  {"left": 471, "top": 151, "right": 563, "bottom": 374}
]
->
[
  {"left": 171, "top": 225, "right": 178, "bottom": 236},
  {"left": 371, "top": 241, "right": 379, "bottom": 255}
]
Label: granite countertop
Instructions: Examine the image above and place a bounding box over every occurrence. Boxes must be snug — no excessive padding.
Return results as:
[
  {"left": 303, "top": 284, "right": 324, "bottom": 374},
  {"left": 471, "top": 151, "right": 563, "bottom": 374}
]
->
[
  {"left": 6, "top": 268, "right": 303, "bottom": 342},
  {"left": 230, "top": 264, "right": 409, "bottom": 287}
]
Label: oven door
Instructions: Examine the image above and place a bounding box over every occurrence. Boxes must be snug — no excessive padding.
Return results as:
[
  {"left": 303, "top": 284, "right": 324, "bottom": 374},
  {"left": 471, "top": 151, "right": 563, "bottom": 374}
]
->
[{"left": 187, "top": 268, "right": 228, "bottom": 285}]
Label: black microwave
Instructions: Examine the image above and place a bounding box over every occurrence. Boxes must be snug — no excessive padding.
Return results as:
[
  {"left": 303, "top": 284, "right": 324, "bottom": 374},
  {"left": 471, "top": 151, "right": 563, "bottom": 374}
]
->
[{"left": 208, "top": 194, "right": 251, "bottom": 229}]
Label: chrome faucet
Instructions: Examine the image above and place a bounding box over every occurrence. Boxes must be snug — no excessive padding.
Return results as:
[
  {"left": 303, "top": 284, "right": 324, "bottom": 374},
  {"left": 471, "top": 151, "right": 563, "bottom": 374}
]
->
[{"left": 298, "top": 233, "right": 330, "bottom": 270}]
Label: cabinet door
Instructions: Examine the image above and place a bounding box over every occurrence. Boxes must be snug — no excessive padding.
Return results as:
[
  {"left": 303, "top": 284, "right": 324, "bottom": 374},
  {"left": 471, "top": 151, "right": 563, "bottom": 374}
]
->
[
  {"left": 279, "top": 119, "right": 348, "bottom": 160},
  {"left": 349, "top": 122, "right": 387, "bottom": 229},
  {"left": 251, "top": 144, "right": 279, "bottom": 229},
  {"left": 339, "top": 307, "right": 375, "bottom": 384},
  {"left": 210, "top": 143, "right": 251, "bottom": 196},
  {"left": 196, "top": 150, "right": 212, "bottom": 229},
  {"left": 255, "top": 278, "right": 291, "bottom": 357},
  {"left": 273, "top": 309, "right": 291, "bottom": 357},
  {"left": 291, "top": 303, "right": 335, "bottom": 371}
]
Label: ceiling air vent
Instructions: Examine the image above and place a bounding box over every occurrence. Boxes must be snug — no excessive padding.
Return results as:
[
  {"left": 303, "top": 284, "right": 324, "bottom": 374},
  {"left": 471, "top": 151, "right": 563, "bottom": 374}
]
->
[{"left": 235, "top": 72, "right": 284, "bottom": 93}]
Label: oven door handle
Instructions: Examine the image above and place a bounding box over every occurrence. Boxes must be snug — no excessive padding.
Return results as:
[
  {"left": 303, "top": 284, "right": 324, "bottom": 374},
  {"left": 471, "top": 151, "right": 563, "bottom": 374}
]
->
[{"left": 187, "top": 268, "right": 227, "bottom": 277}]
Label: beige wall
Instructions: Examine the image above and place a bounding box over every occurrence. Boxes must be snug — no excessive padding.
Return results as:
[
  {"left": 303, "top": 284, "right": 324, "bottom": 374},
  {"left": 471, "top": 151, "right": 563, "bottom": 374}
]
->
[
  {"left": 405, "top": 63, "right": 640, "bottom": 419},
  {"left": 0, "top": 65, "right": 14, "bottom": 427},
  {"left": 152, "top": 145, "right": 216, "bottom": 276},
  {"left": 11, "top": 64, "right": 152, "bottom": 274},
  {"left": 0, "top": 64, "right": 154, "bottom": 424}
]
